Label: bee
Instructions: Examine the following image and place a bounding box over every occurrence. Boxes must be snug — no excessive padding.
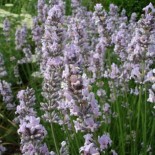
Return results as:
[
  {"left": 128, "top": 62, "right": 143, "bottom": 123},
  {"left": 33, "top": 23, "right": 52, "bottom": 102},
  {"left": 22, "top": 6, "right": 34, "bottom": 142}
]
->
[{"left": 69, "top": 74, "right": 83, "bottom": 91}]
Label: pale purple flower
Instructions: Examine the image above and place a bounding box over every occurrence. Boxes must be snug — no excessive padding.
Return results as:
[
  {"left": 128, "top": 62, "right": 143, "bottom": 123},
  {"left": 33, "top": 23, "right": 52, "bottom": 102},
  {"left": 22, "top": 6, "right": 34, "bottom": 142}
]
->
[
  {"left": 22, "top": 142, "right": 50, "bottom": 155},
  {"left": 0, "top": 140, "right": 6, "bottom": 154},
  {"left": 109, "top": 4, "right": 118, "bottom": 15},
  {"left": 98, "top": 133, "right": 112, "bottom": 151},
  {"left": 15, "top": 88, "right": 37, "bottom": 123},
  {"left": 147, "top": 89, "right": 155, "bottom": 103},
  {"left": 41, "top": 57, "right": 63, "bottom": 124},
  {"left": 17, "top": 88, "right": 35, "bottom": 106},
  {"left": 0, "top": 53, "right": 7, "bottom": 78},
  {"left": 97, "top": 89, "right": 106, "bottom": 97},
  {"left": 18, "top": 116, "right": 47, "bottom": 141},
  {"left": 3, "top": 18, "right": 10, "bottom": 40},
  {"left": 152, "top": 83, "right": 155, "bottom": 91},
  {"left": 130, "top": 66, "right": 142, "bottom": 83},
  {"left": 32, "top": 17, "right": 43, "bottom": 45},
  {"left": 59, "top": 141, "right": 69, "bottom": 155},
  {"left": 94, "top": 4, "right": 103, "bottom": 12},
  {"left": 103, "top": 103, "right": 111, "bottom": 113},
  {"left": 109, "top": 63, "right": 120, "bottom": 79},
  {"left": 143, "top": 3, "right": 155, "bottom": 15},
  {"left": 15, "top": 25, "right": 27, "bottom": 50},
  {"left": 106, "top": 4, "right": 119, "bottom": 35},
  {"left": 22, "top": 143, "right": 37, "bottom": 155},
  {"left": 80, "top": 143, "right": 99, "bottom": 155},
  {"left": 15, "top": 25, "right": 32, "bottom": 63},
  {"left": 84, "top": 134, "right": 93, "bottom": 144},
  {"left": 120, "top": 9, "right": 127, "bottom": 22},
  {"left": 84, "top": 117, "right": 98, "bottom": 132},
  {"left": 70, "top": 104, "right": 80, "bottom": 116},
  {"left": 89, "top": 92, "right": 101, "bottom": 117},
  {"left": 47, "top": 4, "right": 63, "bottom": 20},
  {"left": 0, "top": 80, "right": 15, "bottom": 110},
  {"left": 71, "top": 0, "right": 80, "bottom": 10},
  {"left": 15, "top": 87, "right": 50, "bottom": 154},
  {"left": 73, "top": 119, "right": 83, "bottom": 132},
  {"left": 130, "top": 87, "right": 139, "bottom": 96},
  {"left": 80, "top": 134, "right": 99, "bottom": 155},
  {"left": 38, "top": 0, "right": 48, "bottom": 22}
]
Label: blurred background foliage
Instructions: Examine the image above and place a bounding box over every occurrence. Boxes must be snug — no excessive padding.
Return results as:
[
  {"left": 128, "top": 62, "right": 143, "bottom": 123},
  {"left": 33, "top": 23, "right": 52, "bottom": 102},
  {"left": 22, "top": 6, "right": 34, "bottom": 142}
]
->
[
  {"left": 83, "top": 0, "right": 155, "bottom": 17},
  {"left": 0, "top": 0, "right": 155, "bottom": 17}
]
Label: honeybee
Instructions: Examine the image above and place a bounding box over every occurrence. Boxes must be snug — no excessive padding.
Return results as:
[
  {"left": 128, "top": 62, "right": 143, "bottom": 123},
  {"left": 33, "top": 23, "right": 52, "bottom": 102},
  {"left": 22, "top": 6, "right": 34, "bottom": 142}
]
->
[{"left": 69, "top": 74, "right": 83, "bottom": 91}]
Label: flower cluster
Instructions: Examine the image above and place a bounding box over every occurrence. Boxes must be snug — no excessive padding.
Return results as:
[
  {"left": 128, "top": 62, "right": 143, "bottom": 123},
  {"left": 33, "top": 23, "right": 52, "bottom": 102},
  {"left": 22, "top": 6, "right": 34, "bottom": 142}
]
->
[
  {"left": 80, "top": 133, "right": 113, "bottom": 154},
  {"left": 3, "top": 18, "right": 10, "bottom": 41},
  {"left": 16, "top": 88, "right": 51, "bottom": 155},
  {"left": 0, "top": 53, "right": 7, "bottom": 78},
  {"left": 0, "top": 140, "right": 6, "bottom": 154},
  {"left": 18, "top": 116, "right": 50, "bottom": 155},
  {"left": 32, "top": 0, "right": 49, "bottom": 61},
  {"left": 15, "top": 25, "right": 32, "bottom": 64},
  {"left": 40, "top": 0, "right": 65, "bottom": 125},
  {"left": 15, "top": 88, "right": 36, "bottom": 122},
  {"left": 0, "top": 80, "right": 15, "bottom": 110}
]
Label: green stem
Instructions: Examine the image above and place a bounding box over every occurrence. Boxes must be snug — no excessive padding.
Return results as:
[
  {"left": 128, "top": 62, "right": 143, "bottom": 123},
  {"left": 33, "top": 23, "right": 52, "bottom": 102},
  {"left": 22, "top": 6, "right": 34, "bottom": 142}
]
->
[
  {"left": 142, "top": 84, "right": 147, "bottom": 154},
  {"left": 134, "top": 84, "right": 142, "bottom": 155},
  {"left": 113, "top": 82, "right": 125, "bottom": 155},
  {"left": 51, "top": 123, "right": 60, "bottom": 155},
  {"left": 59, "top": 111, "right": 78, "bottom": 155}
]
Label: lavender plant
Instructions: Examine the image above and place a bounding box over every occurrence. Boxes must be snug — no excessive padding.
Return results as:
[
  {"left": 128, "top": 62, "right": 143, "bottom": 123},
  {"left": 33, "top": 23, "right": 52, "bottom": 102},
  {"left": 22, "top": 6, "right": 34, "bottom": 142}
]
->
[{"left": 0, "top": 1, "right": 155, "bottom": 155}]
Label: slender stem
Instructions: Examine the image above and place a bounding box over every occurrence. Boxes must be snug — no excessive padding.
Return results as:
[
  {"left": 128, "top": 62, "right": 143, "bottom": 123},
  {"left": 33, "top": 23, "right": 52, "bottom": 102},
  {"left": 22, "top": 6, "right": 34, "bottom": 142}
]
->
[
  {"left": 142, "top": 84, "right": 147, "bottom": 154},
  {"left": 51, "top": 123, "right": 60, "bottom": 155},
  {"left": 59, "top": 111, "right": 78, "bottom": 155},
  {"left": 113, "top": 82, "right": 125, "bottom": 155}
]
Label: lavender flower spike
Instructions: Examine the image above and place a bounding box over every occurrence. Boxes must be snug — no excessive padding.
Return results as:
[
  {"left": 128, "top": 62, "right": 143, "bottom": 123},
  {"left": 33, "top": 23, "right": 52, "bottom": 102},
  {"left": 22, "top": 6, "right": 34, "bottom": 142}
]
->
[
  {"left": 0, "top": 53, "right": 7, "bottom": 78},
  {"left": 3, "top": 18, "right": 10, "bottom": 41},
  {"left": 16, "top": 87, "right": 51, "bottom": 155},
  {"left": 0, "top": 80, "right": 15, "bottom": 110}
]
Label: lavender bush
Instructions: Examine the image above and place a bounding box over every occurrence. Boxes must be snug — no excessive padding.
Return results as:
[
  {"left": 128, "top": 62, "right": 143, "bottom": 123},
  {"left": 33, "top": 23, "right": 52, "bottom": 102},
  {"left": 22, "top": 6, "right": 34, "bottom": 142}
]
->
[{"left": 0, "top": 0, "right": 155, "bottom": 154}]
